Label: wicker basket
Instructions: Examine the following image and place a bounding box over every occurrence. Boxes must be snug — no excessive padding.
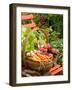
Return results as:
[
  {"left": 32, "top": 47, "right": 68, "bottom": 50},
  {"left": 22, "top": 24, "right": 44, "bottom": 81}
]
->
[
  {"left": 22, "top": 29, "right": 57, "bottom": 71},
  {"left": 26, "top": 56, "right": 56, "bottom": 71}
]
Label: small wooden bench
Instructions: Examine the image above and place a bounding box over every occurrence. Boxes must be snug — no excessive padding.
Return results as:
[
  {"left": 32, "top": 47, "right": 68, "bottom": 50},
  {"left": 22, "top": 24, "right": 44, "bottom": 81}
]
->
[
  {"left": 21, "top": 14, "right": 34, "bottom": 20},
  {"left": 48, "top": 64, "right": 63, "bottom": 75}
]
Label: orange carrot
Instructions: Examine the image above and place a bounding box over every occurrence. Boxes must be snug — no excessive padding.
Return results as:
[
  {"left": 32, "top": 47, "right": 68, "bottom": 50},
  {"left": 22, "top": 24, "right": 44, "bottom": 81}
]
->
[
  {"left": 49, "top": 65, "right": 61, "bottom": 72},
  {"left": 36, "top": 53, "right": 47, "bottom": 60}
]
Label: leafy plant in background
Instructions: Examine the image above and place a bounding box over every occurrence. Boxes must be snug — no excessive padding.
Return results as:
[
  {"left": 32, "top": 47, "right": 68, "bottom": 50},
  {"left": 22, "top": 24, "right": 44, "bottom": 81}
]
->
[{"left": 33, "top": 13, "right": 63, "bottom": 38}]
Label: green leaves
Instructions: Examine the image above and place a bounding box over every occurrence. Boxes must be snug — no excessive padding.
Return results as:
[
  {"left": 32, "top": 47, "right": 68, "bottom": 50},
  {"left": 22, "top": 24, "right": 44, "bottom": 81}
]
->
[
  {"left": 21, "top": 27, "right": 36, "bottom": 52},
  {"left": 51, "top": 39, "right": 63, "bottom": 53},
  {"left": 25, "top": 31, "right": 37, "bottom": 51},
  {"left": 33, "top": 13, "right": 63, "bottom": 38},
  {"left": 21, "top": 27, "right": 32, "bottom": 44},
  {"left": 34, "top": 30, "right": 46, "bottom": 44}
]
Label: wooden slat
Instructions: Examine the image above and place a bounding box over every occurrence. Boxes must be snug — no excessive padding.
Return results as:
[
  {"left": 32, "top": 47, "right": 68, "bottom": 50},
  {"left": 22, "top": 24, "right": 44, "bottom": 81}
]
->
[
  {"left": 51, "top": 67, "right": 63, "bottom": 75},
  {"left": 49, "top": 65, "right": 60, "bottom": 72},
  {"left": 23, "top": 23, "right": 36, "bottom": 28},
  {"left": 21, "top": 14, "right": 34, "bottom": 20}
]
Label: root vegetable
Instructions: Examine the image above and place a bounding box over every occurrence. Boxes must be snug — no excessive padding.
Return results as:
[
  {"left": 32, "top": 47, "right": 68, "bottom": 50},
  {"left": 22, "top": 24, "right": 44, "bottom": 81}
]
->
[
  {"left": 47, "top": 43, "right": 52, "bottom": 50},
  {"left": 50, "top": 48, "right": 59, "bottom": 54},
  {"left": 36, "top": 53, "right": 47, "bottom": 60},
  {"left": 43, "top": 43, "right": 52, "bottom": 49},
  {"left": 48, "top": 53, "right": 53, "bottom": 59},
  {"left": 39, "top": 47, "right": 48, "bottom": 52}
]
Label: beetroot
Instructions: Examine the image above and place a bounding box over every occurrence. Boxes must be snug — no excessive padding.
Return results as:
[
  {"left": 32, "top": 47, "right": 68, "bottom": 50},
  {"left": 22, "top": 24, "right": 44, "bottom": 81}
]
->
[
  {"left": 50, "top": 48, "right": 59, "bottom": 54},
  {"left": 43, "top": 43, "right": 52, "bottom": 50},
  {"left": 39, "top": 43, "right": 59, "bottom": 55},
  {"left": 48, "top": 53, "right": 53, "bottom": 58},
  {"left": 39, "top": 47, "right": 48, "bottom": 52},
  {"left": 47, "top": 43, "right": 52, "bottom": 50}
]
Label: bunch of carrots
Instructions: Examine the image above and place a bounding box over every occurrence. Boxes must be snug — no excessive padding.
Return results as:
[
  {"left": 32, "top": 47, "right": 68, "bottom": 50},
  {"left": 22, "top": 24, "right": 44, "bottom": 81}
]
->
[
  {"left": 35, "top": 52, "right": 53, "bottom": 61},
  {"left": 26, "top": 50, "right": 53, "bottom": 61}
]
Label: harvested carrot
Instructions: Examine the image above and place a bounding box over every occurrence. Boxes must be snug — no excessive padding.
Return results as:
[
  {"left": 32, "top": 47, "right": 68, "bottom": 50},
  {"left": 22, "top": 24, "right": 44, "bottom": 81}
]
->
[
  {"left": 43, "top": 54, "right": 50, "bottom": 59},
  {"left": 36, "top": 53, "right": 47, "bottom": 60},
  {"left": 49, "top": 65, "right": 61, "bottom": 72},
  {"left": 21, "top": 14, "right": 34, "bottom": 20},
  {"left": 51, "top": 67, "right": 63, "bottom": 75}
]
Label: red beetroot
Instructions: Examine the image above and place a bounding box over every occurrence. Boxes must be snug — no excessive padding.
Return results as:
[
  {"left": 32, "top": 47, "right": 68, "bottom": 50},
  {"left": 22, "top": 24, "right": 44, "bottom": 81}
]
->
[
  {"left": 48, "top": 53, "right": 53, "bottom": 57},
  {"left": 39, "top": 43, "right": 59, "bottom": 55},
  {"left": 43, "top": 43, "right": 52, "bottom": 49},
  {"left": 43, "top": 44, "right": 48, "bottom": 49},
  {"left": 50, "top": 48, "right": 59, "bottom": 54},
  {"left": 47, "top": 43, "right": 52, "bottom": 50},
  {"left": 39, "top": 47, "right": 48, "bottom": 52},
  {"left": 48, "top": 53, "right": 53, "bottom": 59}
]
